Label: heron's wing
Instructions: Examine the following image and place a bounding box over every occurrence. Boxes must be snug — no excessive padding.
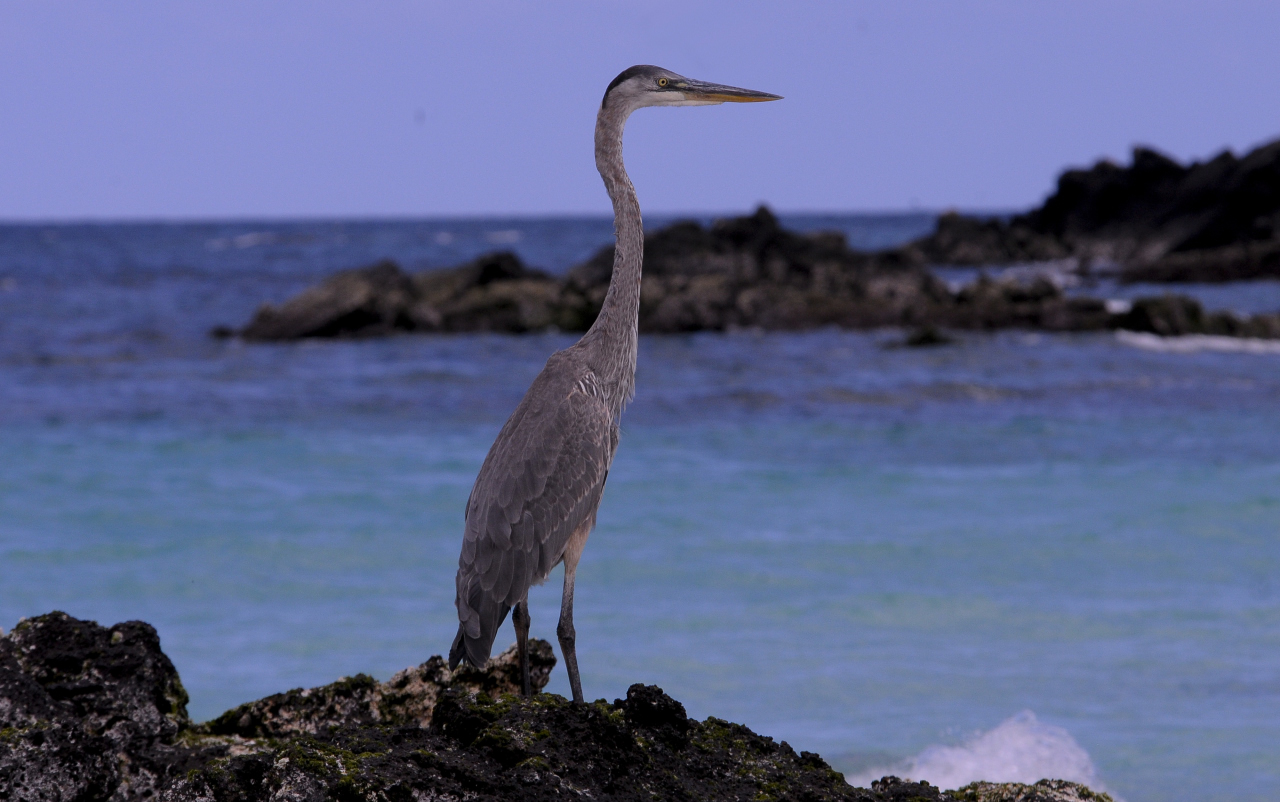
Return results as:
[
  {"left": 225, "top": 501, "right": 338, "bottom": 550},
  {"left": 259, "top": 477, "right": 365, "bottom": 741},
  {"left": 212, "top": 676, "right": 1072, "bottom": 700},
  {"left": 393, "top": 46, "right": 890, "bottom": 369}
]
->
[{"left": 452, "top": 356, "right": 616, "bottom": 665}]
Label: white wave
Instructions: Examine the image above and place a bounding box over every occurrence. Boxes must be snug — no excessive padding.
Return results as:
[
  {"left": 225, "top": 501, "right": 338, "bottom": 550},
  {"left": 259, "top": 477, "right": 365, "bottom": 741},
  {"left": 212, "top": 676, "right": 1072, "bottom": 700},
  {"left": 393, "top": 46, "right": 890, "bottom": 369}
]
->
[
  {"left": 233, "top": 231, "right": 275, "bottom": 249},
  {"left": 1117, "top": 330, "right": 1280, "bottom": 354},
  {"left": 844, "top": 711, "right": 1111, "bottom": 794},
  {"left": 485, "top": 229, "right": 522, "bottom": 244}
]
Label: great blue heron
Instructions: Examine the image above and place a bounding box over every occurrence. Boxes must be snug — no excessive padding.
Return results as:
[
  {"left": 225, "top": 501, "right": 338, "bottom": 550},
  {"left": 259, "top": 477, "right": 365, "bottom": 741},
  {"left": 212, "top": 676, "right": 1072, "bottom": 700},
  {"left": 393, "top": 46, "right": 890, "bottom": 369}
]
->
[{"left": 449, "top": 65, "right": 780, "bottom": 703}]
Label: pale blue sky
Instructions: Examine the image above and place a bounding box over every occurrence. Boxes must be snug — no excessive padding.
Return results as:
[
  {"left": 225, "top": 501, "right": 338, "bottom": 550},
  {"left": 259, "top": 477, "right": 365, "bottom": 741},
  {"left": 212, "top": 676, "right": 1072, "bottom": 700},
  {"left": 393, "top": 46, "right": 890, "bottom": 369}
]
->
[{"left": 2, "top": 1, "right": 1278, "bottom": 219}]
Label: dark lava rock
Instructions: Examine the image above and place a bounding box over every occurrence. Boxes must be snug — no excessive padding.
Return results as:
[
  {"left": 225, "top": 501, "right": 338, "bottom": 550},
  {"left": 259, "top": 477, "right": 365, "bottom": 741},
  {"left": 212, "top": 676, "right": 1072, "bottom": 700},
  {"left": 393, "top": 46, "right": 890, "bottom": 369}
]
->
[
  {"left": 1114, "top": 295, "right": 1280, "bottom": 338},
  {"left": 909, "top": 136, "right": 1280, "bottom": 283},
  {"left": 229, "top": 207, "right": 1147, "bottom": 340},
  {"left": 241, "top": 259, "right": 422, "bottom": 340},
  {"left": 2, "top": 612, "right": 1113, "bottom": 802},
  {"left": 175, "top": 686, "right": 890, "bottom": 802},
  {"left": 912, "top": 212, "right": 1070, "bottom": 266},
  {"left": 239, "top": 253, "right": 567, "bottom": 341},
  {"left": 564, "top": 206, "right": 950, "bottom": 333},
  {"left": 950, "top": 778, "right": 1115, "bottom": 802},
  {"left": 201, "top": 639, "right": 556, "bottom": 739},
  {"left": 0, "top": 611, "right": 209, "bottom": 801},
  {"left": 941, "top": 274, "right": 1113, "bottom": 332},
  {"left": 904, "top": 325, "right": 954, "bottom": 347},
  {"left": 1119, "top": 238, "right": 1280, "bottom": 283}
]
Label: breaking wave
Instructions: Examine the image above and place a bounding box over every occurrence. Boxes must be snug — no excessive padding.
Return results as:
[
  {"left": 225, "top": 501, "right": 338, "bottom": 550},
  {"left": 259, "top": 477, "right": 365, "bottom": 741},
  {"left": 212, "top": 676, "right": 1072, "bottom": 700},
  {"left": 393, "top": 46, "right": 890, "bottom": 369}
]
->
[
  {"left": 1117, "top": 330, "right": 1280, "bottom": 354},
  {"left": 844, "top": 711, "right": 1113, "bottom": 796}
]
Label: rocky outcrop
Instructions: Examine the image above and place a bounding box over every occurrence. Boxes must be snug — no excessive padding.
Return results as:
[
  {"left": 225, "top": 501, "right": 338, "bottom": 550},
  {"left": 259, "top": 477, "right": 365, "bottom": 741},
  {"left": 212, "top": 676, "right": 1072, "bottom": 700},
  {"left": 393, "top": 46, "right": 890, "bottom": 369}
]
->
[
  {"left": 0, "top": 612, "right": 207, "bottom": 801},
  {"left": 1, "top": 612, "right": 1115, "bottom": 802},
  {"left": 234, "top": 208, "right": 958, "bottom": 339},
  {"left": 559, "top": 207, "right": 945, "bottom": 332},
  {"left": 909, "top": 136, "right": 1280, "bottom": 282},
  {"left": 239, "top": 253, "right": 571, "bottom": 340},
  {"left": 1117, "top": 239, "right": 1280, "bottom": 283},
  {"left": 951, "top": 779, "right": 1115, "bottom": 802},
  {"left": 912, "top": 212, "right": 1070, "bottom": 266},
  {"left": 200, "top": 639, "right": 556, "bottom": 739},
  {"left": 1113, "top": 294, "right": 1280, "bottom": 338},
  {"left": 228, "top": 206, "right": 1280, "bottom": 341}
]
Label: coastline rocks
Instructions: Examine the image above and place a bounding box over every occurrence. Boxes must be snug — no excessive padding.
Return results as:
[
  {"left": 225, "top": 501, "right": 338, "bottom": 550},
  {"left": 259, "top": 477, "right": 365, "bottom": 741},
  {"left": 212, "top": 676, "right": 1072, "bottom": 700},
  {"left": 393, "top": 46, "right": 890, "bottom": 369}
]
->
[
  {"left": 951, "top": 779, "right": 1115, "bottom": 802},
  {"left": 909, "top": 136, "right": 1280, "bottom": 282},
  {"left": 235, "top": 207, "right": 956, "bottom": 339},
  {"left": 1113, "top": 295, "right": 1280, "bottom": 338},
  {"left": 231, "top": 207, "right": 1179, "bottom": 340},
  {"left": 227, "top": 206, "right": 1280, "bottom": 341},
  {"left": 912, "top": 212, "right": 1070, "bottom": 266},
  {"left": 0, "top": 612, "right": 205, "bottom": 802},
  {"left": 240, "top": 253, "right": 570, "bottom": 340},
  {"left": 1119, "top": 239, "right": 1280, "bottom": 283},
  {"left": 201, "top": 638, "right": 557, "bottom": 738},
  {"left": 562, "top": 206, "right": 945, "bottom": 332},
  {"left": 2, "top": 612, "right": 1114, "bottom": 802}
]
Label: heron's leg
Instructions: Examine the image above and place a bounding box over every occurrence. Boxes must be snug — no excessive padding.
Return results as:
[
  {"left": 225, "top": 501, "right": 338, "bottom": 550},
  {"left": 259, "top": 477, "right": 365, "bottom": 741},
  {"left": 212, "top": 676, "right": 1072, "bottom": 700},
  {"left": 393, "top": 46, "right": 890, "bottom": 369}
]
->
[
  {"left": 512, "top": 599, "right": 531, "bottom": 697},
  {"left": 557, "top": 561, "right": 584, "bottom": 703}
]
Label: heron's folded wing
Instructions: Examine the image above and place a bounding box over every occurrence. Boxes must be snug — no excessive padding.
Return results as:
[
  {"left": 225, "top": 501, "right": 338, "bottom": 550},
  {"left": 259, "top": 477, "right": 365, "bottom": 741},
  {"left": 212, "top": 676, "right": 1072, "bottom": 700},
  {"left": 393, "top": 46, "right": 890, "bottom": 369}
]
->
[{"left": 457, "top": 376, "right": 615, "bottom": 619}]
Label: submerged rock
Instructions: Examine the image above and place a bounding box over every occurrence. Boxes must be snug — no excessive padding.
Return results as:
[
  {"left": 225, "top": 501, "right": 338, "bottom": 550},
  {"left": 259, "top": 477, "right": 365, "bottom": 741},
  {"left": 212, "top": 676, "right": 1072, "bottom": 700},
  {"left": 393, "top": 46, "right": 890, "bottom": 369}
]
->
[{"left": 2, "top": 612, "right": 1114, "bottom": 802}]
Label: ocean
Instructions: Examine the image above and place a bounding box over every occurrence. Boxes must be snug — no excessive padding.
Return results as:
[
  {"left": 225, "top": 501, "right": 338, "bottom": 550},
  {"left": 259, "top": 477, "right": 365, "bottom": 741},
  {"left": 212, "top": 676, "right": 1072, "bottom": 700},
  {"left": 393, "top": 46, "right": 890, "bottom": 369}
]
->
[{"left": 1, "top": 215, "right": 1277, "bottom": 801}]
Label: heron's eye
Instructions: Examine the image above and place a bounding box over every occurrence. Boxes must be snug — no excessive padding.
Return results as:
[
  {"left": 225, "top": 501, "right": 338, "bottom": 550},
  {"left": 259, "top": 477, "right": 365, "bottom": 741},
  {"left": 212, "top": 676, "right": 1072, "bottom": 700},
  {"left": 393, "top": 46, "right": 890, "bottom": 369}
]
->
[{"left": 656, "top": 77, "right": 668, "bottom": 87}]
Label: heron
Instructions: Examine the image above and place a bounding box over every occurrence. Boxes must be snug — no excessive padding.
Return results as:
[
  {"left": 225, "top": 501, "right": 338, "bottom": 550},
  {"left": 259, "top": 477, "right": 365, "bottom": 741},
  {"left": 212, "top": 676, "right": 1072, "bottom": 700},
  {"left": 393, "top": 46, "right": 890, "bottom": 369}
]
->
[{"left": 448, "top": 65, "right": 780, "bottom": 703}]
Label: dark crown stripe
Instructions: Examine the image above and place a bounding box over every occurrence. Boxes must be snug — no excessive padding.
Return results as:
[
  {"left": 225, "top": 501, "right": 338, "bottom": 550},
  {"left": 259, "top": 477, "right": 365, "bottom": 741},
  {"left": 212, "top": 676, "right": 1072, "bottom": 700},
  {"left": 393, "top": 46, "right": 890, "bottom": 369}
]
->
[{"left": 602, "top": 65, "right": 662, "bottom": 108}]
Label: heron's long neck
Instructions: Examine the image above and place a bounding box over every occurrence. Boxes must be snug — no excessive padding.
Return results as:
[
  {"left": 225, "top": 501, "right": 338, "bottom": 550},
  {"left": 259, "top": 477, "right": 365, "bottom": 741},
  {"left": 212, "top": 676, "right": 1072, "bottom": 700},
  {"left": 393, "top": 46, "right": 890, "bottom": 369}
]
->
[{"left": 580, "top": 102, "right": 641, "bottom": 413}]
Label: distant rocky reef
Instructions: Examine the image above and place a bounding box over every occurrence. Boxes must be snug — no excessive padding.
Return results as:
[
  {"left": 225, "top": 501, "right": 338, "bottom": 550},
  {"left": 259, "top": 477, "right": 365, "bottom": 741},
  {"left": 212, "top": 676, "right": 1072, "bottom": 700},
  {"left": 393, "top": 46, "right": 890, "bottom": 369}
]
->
[
  {"left": 912, "top": 137, "right": 1280, "bottom": 283},
  {"left": 1, "top": 612, "right": 1113, "bottom": 802},
  {"left": 224, "top": 207, "right": 1280, "bottom": 342}
]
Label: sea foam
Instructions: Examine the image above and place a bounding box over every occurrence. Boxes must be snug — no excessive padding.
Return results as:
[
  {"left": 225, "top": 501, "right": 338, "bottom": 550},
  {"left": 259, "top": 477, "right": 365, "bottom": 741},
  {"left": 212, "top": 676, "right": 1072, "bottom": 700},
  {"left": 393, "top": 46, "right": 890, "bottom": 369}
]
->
[
  {"left": 1117, "top": 330, "right": 1280, "bottom": 354},
  {"left": 844, "top": 711, "right": 1110, "bottom": 795}
]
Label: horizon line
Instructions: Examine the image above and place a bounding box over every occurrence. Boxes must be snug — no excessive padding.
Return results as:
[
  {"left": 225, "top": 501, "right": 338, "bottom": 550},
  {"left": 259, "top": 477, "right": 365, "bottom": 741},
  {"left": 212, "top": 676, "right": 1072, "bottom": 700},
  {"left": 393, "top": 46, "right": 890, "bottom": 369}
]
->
[{"left": 0, "top": 206, "right": 1021, "bottom": 227}]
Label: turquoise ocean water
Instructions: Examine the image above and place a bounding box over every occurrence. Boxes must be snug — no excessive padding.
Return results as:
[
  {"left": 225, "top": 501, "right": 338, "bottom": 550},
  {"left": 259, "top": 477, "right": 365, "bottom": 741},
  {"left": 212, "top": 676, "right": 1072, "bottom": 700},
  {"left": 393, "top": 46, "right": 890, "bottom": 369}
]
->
[{"left": 1, "top": 216, "right": 1277, "bottom": 801}]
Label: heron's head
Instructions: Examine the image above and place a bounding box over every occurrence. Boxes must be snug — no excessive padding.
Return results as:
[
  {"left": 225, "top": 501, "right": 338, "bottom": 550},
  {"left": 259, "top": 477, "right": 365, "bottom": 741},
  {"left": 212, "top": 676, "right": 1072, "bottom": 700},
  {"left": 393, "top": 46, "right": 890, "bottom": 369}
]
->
[{"left": 601, "top": 65, "right": 781, "bottom": 114}]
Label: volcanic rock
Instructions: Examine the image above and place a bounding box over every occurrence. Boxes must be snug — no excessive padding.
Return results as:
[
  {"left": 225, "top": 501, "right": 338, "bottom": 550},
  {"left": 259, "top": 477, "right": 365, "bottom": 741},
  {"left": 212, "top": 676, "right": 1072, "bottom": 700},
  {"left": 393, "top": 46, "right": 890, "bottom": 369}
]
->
[
  {"left": 240, "top": 259, "right": 421, "bottom": 340},
  {"left": 1, "top": 612, "right": 1116, "bottom": 802},
  {"left": 1113, "top": 294, "right": 1280, "bottom": 338},
  {"left": 951, "top": 779, "right": 1115, "bottom": 802},
  {"left": 226, "top": 206, "right": 1280, "bottom": 341},
  {"left": 239, "top": 253, "right": 566, "bottom": 340},
  {"left": 0, "top": 611, "right": 206, "bottom": 801},
  {"left": 200, "top": 639, "right": 556, "bottom": 738},
  {"left": 909, "top": 136, "right": 1280, "bottom": 282},
  {"left": 230, "top": 207, "right": 1145, "bottom": 339}
]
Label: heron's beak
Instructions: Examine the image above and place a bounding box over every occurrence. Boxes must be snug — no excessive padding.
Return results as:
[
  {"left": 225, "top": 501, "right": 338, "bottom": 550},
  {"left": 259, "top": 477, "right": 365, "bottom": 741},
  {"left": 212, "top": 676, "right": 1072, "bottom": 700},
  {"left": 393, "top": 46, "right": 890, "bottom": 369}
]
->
[{"left": 678, "top": 79, "right": 782, "bottom": 104}]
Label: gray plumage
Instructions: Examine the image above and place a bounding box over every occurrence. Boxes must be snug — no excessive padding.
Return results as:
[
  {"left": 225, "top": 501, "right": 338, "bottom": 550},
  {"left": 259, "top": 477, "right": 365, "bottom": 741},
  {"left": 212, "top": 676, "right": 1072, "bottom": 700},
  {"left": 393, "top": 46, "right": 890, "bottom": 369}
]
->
[{"left": 449, "top": 65, "right": 780, "bottom": 703}]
